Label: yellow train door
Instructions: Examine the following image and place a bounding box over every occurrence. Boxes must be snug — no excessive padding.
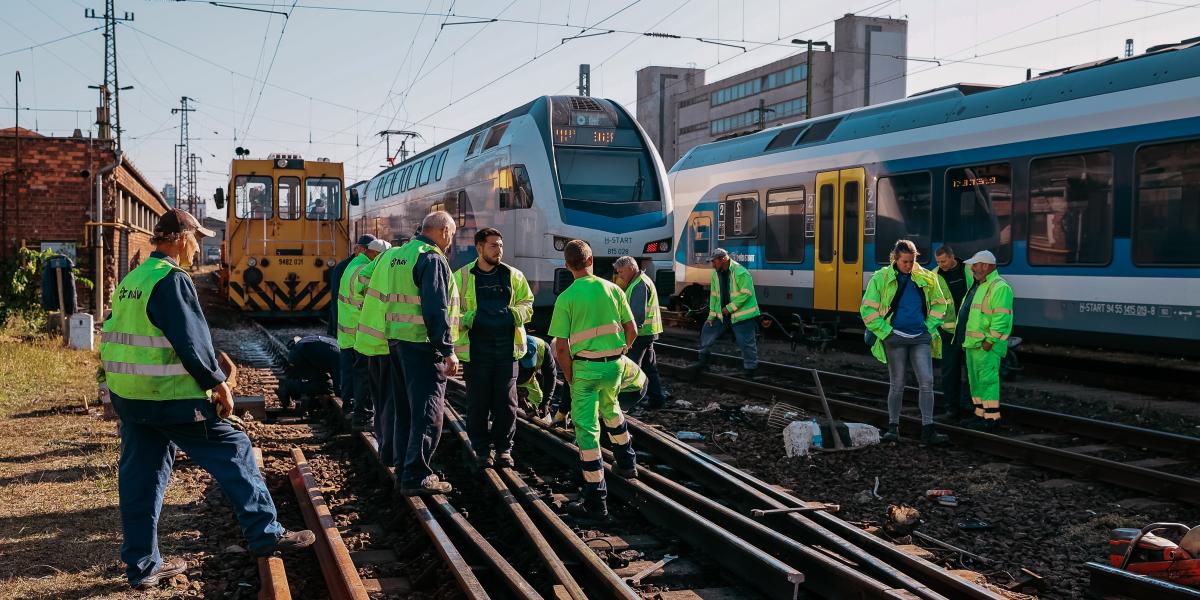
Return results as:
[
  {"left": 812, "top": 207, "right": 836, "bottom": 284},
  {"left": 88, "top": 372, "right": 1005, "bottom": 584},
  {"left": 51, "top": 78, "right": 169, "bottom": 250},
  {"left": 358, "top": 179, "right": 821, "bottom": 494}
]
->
[{"left": 813, "top": 167, "right": 866, "bottom": 313}]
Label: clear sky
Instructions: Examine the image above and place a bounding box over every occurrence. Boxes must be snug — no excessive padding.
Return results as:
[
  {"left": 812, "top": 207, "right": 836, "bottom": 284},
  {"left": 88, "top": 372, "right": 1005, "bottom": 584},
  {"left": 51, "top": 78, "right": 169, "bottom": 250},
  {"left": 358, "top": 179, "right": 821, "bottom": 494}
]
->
[{"left": 2, "top": 0, "right": 1197, "bottom": 219}]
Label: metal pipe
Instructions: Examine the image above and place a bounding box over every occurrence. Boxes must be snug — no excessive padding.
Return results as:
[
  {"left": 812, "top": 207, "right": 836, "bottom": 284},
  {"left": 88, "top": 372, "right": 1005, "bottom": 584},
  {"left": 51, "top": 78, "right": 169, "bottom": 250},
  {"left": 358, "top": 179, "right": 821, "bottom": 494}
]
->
[{"left": 95, "top": 150, "right": 122, "bottom": 320}]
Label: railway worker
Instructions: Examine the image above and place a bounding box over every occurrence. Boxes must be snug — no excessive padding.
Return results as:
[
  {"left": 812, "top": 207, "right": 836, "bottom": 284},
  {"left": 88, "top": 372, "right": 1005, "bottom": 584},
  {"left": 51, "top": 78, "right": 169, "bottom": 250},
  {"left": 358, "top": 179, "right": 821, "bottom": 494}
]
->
[
  {"left": 391, "top": 211, "right": 462, "bottom": 495},
  {"left": 958, "top": 250, "right": 1014, "bottom": 431},
  {"left": 354, "top": 239, "right": 407, "bottom": 469},
  {"left": 613, "top": 255, "right": 668, "bottom": 411},
  {"left": 454, "top": 227, "right": 535, "bottom": 469},
  {"left": 688, "top": 248, "right": 762, "bottom": 380},
  {"left": 933, "top": 245, "right": 973, "bottom": 419},
  {"left": 549, "top": 239, "right": 639, "bottom": 519},
  {"left": 277, "top": 334, "right": 340, "bottom": 413},
  {"left": 516, "top": 335, "right": 562, "bottom": 423},
  {"left": 337, "top": 238, "right": 389, "bottom": 431},
  {"left": 330, "top": 234, "right": 378, "bottom": 411},
  {"left": 860, "top": 240, "right": 950, "bottom": 446},
  {"left": 99, "top": 208, "right": 314, "bottom": 590}
]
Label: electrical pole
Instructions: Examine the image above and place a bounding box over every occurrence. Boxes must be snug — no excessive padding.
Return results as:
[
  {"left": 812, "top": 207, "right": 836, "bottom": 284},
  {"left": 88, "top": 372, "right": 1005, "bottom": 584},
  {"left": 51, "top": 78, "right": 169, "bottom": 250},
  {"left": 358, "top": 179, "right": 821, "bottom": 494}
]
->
[
  {"left": 578, "top": 64, "right": 591, "bottom": 96},
  {"left": 748, "top": 99, "right": 775, "bottom": 132},
  {"left": 791, "top": 39, "right": 830, "bottom": 119},
  {"left": 187, "top": 153, "right": 201, "bottom": 218},
  {"left": 172, "top": 97, "right": 195, "bottom": 208},
  {"left": 85, "top": 0, "right": 134, "bottom": 149},
  {"left": 377, "top": 130, "right": 421, "bottom": 166}
]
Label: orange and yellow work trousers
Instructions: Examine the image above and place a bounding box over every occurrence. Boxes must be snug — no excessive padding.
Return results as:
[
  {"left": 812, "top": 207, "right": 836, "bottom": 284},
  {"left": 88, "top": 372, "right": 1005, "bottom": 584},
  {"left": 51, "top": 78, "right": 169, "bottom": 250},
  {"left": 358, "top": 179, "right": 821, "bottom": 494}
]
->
[{"left": 965, "top": 347, "right": 1002, "bottom": 421}]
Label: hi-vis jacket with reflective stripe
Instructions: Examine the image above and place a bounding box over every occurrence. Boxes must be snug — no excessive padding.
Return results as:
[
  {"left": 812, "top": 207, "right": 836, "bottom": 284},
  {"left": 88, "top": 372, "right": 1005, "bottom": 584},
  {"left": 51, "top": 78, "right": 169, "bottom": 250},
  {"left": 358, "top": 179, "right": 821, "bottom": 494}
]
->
[
  {"left": 454, "top": 260, "right": 534, "bottom": 362},
  {"left": 708, "top": 259, "right": 760, "bottom": 323},
  {"left": 860, "top": 264, "right": 950, "bottom": 363},
  {"left": 558, "top": 275, "right": 631, "bottom": 359},
  {"left": 960, "top": 270, "right": 1014, "bottom": 356},
  {"left": 934, "top": 265, "right": 974, "bottom": 333},
  {"left": 335, "top": 252, "right": 371, "bottom": 349},
  {"left": 99, "top": 256, "right": 208, "bottom": 400},
  {"left": 355, "top": 239, "right": 462, "bottom": 355},
  {"left": 625, "top": 271, "right": 663, "bottom": 336},
  {"left": 518, "top": 336, "right": 550, "bottom": 406},
  {"left": 350, "top": 253, "right": 385, "bottom": 356}
]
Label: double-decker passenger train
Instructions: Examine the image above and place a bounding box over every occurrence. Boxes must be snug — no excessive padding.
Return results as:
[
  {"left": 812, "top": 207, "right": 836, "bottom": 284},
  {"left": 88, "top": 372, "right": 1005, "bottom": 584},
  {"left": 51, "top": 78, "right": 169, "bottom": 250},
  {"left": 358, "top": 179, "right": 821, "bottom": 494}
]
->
[
  {"left": 352, "top": 95, "right": 675, "bottom": 307},
  {"left": 214, "top": 154, "right": 350, "bottom": 316},
  {"left": 670, "top": 38, "right": 1200, "bottom": 354}
]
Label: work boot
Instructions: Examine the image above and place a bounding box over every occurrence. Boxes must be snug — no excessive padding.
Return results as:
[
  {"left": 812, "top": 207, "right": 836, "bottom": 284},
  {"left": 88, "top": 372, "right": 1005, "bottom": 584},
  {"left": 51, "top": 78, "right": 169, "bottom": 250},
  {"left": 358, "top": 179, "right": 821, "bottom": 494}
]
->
[
  {"left": 251, "top": 529, "right": 317, "bottom": 557},
  {"left": 686, "top": 356, "right": 709, "bottom": 374},
  {"left": 551, "top": 410, "right": 570, "bottom": 428},
  {"left": 881, "top": 424, "right": 901, "bottom": 443},
  {"left": 477, "top": 450, "right": 496, "bottom": 471},
  {"left": 132, "top": 557, "right": 189, "bottom": 590},
  {"left": 495, "top": 451, "right": 514, "bottom": 468},
  {"left": 958, "top": 415, "right": 983, "bottom": 429},
  {"left": 400, "top": 474, "right": 453, "bottom": 496},
  {"left": 921, "top": 424, "right": 949, "bottom": 446},
  {"left": 351, "top": 415, "right": 374, "bottom": 432},
  {"left": 564, "top": 497, "right": 608, "bottom": 519},
  {"left": 614, "top": 465, "right": 638, "bottom": 479}
]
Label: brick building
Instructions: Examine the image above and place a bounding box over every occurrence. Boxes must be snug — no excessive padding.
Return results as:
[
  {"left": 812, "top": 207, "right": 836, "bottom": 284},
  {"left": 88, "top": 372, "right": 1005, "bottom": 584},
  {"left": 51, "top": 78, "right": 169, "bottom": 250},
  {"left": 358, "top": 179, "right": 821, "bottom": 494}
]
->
[{"left": 0, "top": 127, "right": 170, "bottom": 315}]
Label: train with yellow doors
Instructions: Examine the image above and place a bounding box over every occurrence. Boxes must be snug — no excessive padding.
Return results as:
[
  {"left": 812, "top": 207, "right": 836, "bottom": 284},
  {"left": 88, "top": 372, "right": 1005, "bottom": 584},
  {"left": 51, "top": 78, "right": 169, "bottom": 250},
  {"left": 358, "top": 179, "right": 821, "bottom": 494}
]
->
[{"left": 213, "top": 153, "right": 353, "bottom": 316}]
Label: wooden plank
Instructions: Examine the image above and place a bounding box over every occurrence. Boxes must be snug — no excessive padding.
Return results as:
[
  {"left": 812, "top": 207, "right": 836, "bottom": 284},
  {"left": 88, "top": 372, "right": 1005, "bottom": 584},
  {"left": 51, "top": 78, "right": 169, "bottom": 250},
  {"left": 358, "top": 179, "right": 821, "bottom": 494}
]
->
[
  {"left": 615, "top": 558, "right": 704, "bottom": 579},
  {"left": 580, "top": 534, "right": 664, "bottom": 552},
  {"left": 655, "top": 588, "right": 754, "bottom": 600}
]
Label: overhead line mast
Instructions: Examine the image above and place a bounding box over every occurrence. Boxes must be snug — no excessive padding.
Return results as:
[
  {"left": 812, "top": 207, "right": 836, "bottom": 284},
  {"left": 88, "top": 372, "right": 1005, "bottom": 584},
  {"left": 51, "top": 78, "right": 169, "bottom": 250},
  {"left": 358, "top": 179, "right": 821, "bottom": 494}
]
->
[{"left": 85, "top": 0, "right": 134, "bottom": 149}]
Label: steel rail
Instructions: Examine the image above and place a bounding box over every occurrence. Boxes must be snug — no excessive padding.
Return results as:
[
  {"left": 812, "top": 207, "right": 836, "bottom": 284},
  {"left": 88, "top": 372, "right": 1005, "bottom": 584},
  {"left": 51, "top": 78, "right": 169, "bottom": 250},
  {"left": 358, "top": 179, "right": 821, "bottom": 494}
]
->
[
  {"left": 626, "top": 418, "right": 1004, "bottom": 600},
  {"left": 442, "top": 404, "right": 585, "bottom": 600},
  {"left": 257, "top": 557, "right": 291, "bottom": 600},
  {"left": 655, "top": 342, "right": 1200, "bottom": 457},
  {"left": 1085, "top": 562, "right": 1200, "bottom": 599},
  {"left": 288, "top": 448, "right": 370, "bottom": 600},
  {"left": 514, "top": 420, "right": 807, "bottom": 600},
  {"left": 659, "top": 362, "right": 1200, "bottom": 507},
  {"left": 423, "top": 494, "right": 546, "bottom": 599}
]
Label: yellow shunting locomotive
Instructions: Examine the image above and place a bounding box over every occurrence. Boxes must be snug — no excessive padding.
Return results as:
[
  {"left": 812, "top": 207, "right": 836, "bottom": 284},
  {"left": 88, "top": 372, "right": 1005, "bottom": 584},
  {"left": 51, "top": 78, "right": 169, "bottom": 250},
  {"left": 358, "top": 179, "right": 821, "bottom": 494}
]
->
[{"left": 214, "top": 153, "right": 353, "bottom": 316}]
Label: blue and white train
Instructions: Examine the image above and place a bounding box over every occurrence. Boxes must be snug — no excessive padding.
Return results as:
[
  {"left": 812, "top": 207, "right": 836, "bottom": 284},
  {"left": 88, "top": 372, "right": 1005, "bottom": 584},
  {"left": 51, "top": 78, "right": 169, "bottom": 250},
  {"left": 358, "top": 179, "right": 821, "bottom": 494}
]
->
[
  {"left": 670, "top": 38, "right": 1200, "bottom": 354},
  {"left": 352, "top": 96, "right": 674, "bottom": 307}
]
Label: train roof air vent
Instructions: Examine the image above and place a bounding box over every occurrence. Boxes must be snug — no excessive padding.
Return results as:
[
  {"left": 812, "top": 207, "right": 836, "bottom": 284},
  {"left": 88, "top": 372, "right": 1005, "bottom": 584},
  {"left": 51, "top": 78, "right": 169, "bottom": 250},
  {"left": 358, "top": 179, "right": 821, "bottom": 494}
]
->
[
  {"left": 765, "top": 126, "right": 806, "bottom": 151},
  {"left": 568, "top": 97, "right": 605, "bottom": 112},
  {"left": 795, "top": 118, "right": 843, "bottom": 145}
]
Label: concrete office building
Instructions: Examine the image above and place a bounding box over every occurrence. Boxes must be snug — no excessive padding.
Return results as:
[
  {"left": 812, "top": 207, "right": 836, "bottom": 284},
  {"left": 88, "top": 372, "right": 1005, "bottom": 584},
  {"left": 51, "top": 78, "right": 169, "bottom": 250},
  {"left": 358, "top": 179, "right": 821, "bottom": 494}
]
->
[{"left": 636, "top": 14, "right": 908, "bottom": 168}]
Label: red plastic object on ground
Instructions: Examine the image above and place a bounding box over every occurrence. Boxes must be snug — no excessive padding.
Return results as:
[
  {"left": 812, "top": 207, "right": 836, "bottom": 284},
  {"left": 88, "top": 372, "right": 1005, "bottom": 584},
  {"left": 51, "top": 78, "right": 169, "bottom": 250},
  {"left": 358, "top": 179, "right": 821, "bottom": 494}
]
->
[{"left": 1108, "top": 523, "right": 1200, "bottom": 588}]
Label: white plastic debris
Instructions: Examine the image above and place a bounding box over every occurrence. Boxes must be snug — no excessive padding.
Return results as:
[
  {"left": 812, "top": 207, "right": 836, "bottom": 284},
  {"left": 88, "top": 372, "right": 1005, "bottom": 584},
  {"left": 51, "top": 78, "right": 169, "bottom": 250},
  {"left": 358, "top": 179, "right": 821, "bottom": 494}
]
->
[
  {"left": 673, "top": 400, "right": 693, "bottom": 409},
  {"left": 740, "top": 404, "right": 769, "bottom": 416},
  {"left": 784, "top": 421, "right": 881, "bottom": 457},
  {"left": 699, "top": 401, "right": 720, "bottom": 413},
  {"left": 783, "top": 420, "right": 815, "bottom": 457},
  {"left": 845, "top": 423, "right": 881, "bottom": 447}
]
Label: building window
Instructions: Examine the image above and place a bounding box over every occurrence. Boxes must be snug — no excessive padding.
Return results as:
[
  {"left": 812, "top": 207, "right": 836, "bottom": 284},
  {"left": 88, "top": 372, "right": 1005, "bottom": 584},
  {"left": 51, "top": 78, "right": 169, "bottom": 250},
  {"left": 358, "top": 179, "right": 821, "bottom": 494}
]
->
[
  {"left": 717, "top": 193, "right": 759, "bottom": 240},
  {"left": 1028, "top": 152, "right": 1113, "bottom": 265},
  {"left": 765, "top": 187, "right": 805, "bottom": 262},
  {"left": 875, "top": 172, "right": 932, "bottom": 264},
  {"left": 235, "top": 175, "right": 273, "bottom": 219},
  {"left": 945, "top": 163, "right": 1013, "bottom": 264},
  {"left": 1134, "top": 139, "right": 1200, "bottom": 265},
  {"left": 279, "top": 176, "right": 301, "bottom": 219},
  {"left": 710, "top": 64, "right": 808, "bottom": 107},
  {"left": 679, "top": 123, "right": 709, "bottom": 135}
]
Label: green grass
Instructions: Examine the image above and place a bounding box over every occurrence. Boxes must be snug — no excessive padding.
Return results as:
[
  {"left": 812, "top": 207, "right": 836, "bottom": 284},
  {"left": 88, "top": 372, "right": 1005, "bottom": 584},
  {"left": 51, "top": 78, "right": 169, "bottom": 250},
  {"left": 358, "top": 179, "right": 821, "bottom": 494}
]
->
[{"left": 0, "top": 317, "right": 98, "bottom": 418}]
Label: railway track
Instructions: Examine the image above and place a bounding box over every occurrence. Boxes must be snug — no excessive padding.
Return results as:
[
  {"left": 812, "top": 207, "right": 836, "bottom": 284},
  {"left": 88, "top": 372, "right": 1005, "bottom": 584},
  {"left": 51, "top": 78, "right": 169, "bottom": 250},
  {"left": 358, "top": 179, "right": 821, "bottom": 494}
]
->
[{"left": 653, "top": 342, "right": 1200, "bottom": 507}]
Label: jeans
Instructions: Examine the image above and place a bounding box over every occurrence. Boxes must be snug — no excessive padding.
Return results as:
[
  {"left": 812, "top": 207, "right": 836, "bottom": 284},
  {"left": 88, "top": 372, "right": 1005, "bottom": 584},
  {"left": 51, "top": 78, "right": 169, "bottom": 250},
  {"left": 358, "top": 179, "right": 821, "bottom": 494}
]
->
[
  {"left": 395, "top": 342, "right": 448, "bottom": 488},
  {"left": 883, "top": 331, "right": 936, "bottom": 425},
  {"left": 351, "top": 349, "right": 374, "bottom": 420},
  {"left": 938, "top": 330, "right": 970, "bottom": 414},
  {"left": 118, "top": 417, "right": 283, "bottom": 585},
  {"left": 368, "top": 353, "right": 403, "bottom": 467},
  {"left": 698, "top": 317, "right": 759, "bottom": 370},
  {"left": 338, "top": 347, "right": 354, "bottom": 412},
  {"left": 464, "top": 359, "right": 519, "bottom": 455}
]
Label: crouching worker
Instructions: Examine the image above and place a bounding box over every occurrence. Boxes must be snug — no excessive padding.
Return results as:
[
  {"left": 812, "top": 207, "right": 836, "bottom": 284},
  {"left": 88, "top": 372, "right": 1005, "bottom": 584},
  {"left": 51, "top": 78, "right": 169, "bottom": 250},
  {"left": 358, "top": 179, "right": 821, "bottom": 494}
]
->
[
  {"left": 277, "top": 334, "right": 341, "bottom": 413},
  {"left": 517, "top": 336, "right": 560, "bottom": 419},
  {"left": 99, "top": 209, "right": 314, "bottom": 590},
  {"left": 549, "top": 240, "right": 639, "bottom": 519}
]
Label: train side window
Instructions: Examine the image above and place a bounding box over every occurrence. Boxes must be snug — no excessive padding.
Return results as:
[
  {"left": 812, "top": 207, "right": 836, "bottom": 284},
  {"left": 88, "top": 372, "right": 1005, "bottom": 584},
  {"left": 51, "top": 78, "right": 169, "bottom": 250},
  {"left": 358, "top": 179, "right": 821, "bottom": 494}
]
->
[
  {"left": 765, "top": 187, "right": 805, "bottom": 262},
  {"left": 278, "top": 176, "right": 301, "bottom": 219},
  {"left": 306, "top": 177, "right": 341, "bottom": 221},
  {"left": 818, "top": 184, "right": 834, "bottom": 263},
  {"left": 435, "top": 149, "right": 449, "bottom": 180},
  {"left": 390, "top": 171, "right": 403, "bottom": 196},
  {"left": 874, "top": 172, "right": 932, "bottom": 264},
  {"left": 842, "top": 180, "right": 860, "bottom": 264},
  {"left": 419, "top": 158, "right": 434, "bottom": 186},
  {"left": 1028, "top": 152, "right": 1113, "bottom": 265},
  {"left": 717, "top": 193, "right": 759, "bottom": 240},
  {"left": 944, "top": 163, "right": 1012, "bottom": 264},
  {"left": 407, "top": 163, "right": 422, "bottom": 190},
  {"left": 234, "top": 175, "right": 273, "bottom": 219},
  {"left": 1134, "top": 140, "right": 1200, "bottom": 265},
  {"left": 484, "top": 122, "right": 509, "bottom": 150},
  {"left": 467, "top": 132, "right": 484, "bottom": 156}
]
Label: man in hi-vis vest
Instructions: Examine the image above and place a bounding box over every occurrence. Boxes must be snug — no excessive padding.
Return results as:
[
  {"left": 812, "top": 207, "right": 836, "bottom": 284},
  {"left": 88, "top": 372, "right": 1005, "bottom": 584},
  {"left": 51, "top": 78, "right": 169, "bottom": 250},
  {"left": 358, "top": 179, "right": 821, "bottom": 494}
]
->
[{"left": 99, "top": 209, "right": 314, "bottom": 590}]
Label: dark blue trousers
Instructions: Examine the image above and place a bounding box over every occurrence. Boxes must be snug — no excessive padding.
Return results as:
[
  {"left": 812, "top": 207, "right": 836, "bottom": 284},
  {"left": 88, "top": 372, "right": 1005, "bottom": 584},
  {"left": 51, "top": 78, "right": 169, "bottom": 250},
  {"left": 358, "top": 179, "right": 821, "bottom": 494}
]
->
[
  {"left": 118, "top": 417, "right": 282, "bottom": 585},
  {"left": 939, "top": 330, "right": 971, "bottom": 414},
  {"left": 464, "top": 359, "right": 518, "bottom": 455},
  {"left": 395, "top": 342, "right": 447, "bottom": 488},
  {"left": 338, "top": 347, "right": 355, "bottom": 413},
  {"left": 350, "top": 349, "right": 374, "bottom": 419},
  {"left": 368, "top": 353, "right": 403, "bottom": 467}
]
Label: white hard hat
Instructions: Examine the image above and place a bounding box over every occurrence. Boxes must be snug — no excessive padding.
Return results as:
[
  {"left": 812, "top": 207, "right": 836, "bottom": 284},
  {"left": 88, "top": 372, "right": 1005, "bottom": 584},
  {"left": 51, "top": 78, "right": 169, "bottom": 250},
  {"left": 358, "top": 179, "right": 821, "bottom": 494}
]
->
[
  {"left": 368, "top": 239, "right": 392, "bottom": 253},
  {"left": 963, "top": 250, "right": 997, "bottom": 265}
]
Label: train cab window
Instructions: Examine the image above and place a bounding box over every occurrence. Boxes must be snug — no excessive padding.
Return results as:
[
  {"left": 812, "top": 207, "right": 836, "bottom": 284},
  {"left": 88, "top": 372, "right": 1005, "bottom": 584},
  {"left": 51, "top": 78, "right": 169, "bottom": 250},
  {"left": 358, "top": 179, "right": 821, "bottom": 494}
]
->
[
  {"left": 765, "top": 187, "right": 805, "bottom": 262},
  {"left": 1134, "top": 140, "right": 1200, "bottom": 265},
  {"left": 1028, "top": 152, "right": 1113, "bottom": 265},
  {"left": 842, "top": 180, "right": 860, "bottom": 264},
  {"left": 234, "top": 175, "right": 273, "bottom": 219},
  {"left": 874, "top": 172, "right": 932, "bottom": 264},
  {"left": 818, "top": 183, "right": 834, "bottom": 263},
  {"left": 484, "top": 122, "right": 509, "bottom": 150},
  {"left": 499, "top": 165, "right": 534, "bottom": 210},
  {"left": 944, "top": 163, "right": 1012, "bottom": 264},
  {"left": 278, "top": 177, "right": 301, "bottom": 219},
  {"left": 717, "top": 193, "right": 759, "bottom": 240},
  {"left": 456, "top": 190, "right": 472, "bottom": 228},
  {"left": 435, "top": 149, "right": 449, "bottom": 180},
  {"left": 306, "top": 178, "right": 342, "bottom": 221}
]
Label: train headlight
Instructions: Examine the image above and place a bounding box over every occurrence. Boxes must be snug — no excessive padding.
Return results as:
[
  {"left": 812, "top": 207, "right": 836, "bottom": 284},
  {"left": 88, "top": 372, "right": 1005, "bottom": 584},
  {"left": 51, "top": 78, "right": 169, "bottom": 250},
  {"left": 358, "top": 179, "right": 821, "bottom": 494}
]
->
[
  {"left": 643, "top": 238, "right": 671, "bottom": 253},
  {"left": 553, "top": 236, "right": 572, "bottom": 251},
  {"left": 246, "top": 257, "right": 257, "bottom": 267},
  {"left": 315, "top": 258, "right": 324, "bottom": 267},
  {"left": 243, "top": 266, "right": 264, "bottom": 286}
]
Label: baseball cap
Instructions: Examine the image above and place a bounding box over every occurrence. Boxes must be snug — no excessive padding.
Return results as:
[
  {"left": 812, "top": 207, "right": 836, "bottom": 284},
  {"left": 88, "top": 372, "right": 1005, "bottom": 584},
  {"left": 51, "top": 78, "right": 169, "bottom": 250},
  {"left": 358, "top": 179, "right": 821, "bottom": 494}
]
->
[
  {"left": 356, "top": 234, "right": 378, "bottom": 246},
  {"left": 963, "top": 250, "right": 997, "bottom": 265},
  {"left": 709, "top": 248, "right": 730, "bottom": 262},
  {"left": 155, "top": 208, "right": 215, "bottom": 238},
  {"left": 367, "top": 239, "right": 391, "bottom": 253}
]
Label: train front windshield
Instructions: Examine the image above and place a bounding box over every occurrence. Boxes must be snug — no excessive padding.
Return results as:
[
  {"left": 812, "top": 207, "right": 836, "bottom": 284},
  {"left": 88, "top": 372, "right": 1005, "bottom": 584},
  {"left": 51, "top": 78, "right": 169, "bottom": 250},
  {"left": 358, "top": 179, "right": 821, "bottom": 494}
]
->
[{"left": 555, "top": 147, "right": 659, "bottom": 204}]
